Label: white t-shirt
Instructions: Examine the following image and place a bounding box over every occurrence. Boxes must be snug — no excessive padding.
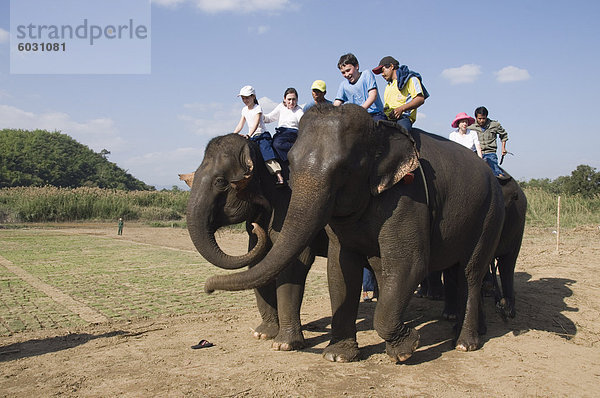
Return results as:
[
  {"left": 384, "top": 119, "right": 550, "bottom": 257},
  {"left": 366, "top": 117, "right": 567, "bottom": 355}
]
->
[
  {"left": 264, "top": 103, "right": 304, "bottom": 129},
  {"left": 242, "top": 104, "right": 267, "bottom": 137},
  {"left": 449, "top": 130, "right": 481, "bottom": 152}
]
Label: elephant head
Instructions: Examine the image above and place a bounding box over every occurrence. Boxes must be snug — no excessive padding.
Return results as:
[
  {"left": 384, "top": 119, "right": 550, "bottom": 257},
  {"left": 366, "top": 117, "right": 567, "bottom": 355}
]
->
[
  {"left": 187, "top": 134, "right": 271, "bottom": 270},
  {"left": 205, "top": 104, "right": 419, "bottom": 292}
]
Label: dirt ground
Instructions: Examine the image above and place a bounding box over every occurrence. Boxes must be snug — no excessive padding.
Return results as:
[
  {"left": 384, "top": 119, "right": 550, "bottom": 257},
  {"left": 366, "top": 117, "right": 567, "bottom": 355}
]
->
[{"left": 1, "top": 224, "right": 599, "bottom": 397}]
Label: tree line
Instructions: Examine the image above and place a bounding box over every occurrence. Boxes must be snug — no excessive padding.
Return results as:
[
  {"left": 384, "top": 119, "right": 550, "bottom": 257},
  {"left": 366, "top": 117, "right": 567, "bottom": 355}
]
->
[
  {"left": 519, "top": 164, "right": 600, "bottom": 198},
  {"left": 0, "top": 129, "right": 154, "bottom": 190}
]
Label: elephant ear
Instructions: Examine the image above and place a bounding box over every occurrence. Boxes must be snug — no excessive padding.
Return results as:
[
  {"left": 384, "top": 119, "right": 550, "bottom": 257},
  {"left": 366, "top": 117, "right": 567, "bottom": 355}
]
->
[
  {"left": 369, "top": 122, "right": 420, "bottom": 196},
  {"left": 239, "top": 140, "right": 255, "bottom": 175},
  {"left": 229, "top": 139, "right": 255, "bottom": 192}
]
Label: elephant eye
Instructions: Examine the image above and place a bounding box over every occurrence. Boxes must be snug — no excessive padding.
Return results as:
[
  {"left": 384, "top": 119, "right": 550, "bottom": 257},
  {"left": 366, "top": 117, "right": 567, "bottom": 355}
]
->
[{"left": 214, "top": 177, "right": 228, "bottom": 189}]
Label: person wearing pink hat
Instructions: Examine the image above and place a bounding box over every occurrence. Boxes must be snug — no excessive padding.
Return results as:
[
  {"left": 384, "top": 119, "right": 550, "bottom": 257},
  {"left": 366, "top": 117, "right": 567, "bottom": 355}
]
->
[{"left": 449, "top": 112, "right": 482, "bottom": 158}]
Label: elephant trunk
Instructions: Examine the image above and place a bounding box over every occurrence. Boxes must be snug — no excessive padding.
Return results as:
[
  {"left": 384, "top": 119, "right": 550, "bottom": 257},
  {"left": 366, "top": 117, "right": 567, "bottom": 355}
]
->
[
  {"left": 205, "top": 173, "right": 330, "bottom": 292},
  {"left": 186, "top": 180, "right": 268, "bottom": 270}
]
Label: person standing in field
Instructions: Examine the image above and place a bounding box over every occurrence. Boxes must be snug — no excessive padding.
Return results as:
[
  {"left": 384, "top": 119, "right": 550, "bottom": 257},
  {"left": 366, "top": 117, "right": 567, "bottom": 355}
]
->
[{"left": 118, "top": 217, "right": 123, "bottom": 235}]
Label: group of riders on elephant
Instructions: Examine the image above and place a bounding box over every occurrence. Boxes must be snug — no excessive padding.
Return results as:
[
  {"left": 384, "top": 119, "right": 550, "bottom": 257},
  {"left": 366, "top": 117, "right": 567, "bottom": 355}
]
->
[{"left": 185, "top": 104, "right": 527, "bottom": 363}]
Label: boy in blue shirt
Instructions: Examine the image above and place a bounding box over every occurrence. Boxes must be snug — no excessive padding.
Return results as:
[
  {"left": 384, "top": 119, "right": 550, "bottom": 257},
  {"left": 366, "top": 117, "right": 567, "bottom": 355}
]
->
[{"left": 333, "top": 53, "right": 386, "bottom": 121}]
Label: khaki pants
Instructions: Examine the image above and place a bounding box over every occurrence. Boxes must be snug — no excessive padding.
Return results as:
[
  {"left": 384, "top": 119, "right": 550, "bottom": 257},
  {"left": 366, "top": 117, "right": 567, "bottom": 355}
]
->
[{"left": 265, "top": 159, "right": 282, "bottom": 175}]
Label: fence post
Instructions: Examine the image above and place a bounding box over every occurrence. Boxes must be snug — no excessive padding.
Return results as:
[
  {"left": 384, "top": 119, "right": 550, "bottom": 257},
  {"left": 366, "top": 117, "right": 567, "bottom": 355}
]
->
[{"left": 556, "top": 195, "right": 561, "bottom": 254}]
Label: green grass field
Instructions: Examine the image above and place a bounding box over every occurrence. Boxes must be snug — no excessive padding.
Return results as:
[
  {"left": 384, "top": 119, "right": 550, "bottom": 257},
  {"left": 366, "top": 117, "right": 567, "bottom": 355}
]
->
[{"left": 0, "top": 229, "right": 259, "bottom": 336}]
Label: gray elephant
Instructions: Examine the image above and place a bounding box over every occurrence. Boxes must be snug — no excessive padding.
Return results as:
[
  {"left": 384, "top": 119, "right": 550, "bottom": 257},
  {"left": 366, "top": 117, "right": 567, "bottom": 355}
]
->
[
  {"left": 443, "top": 175, "right": 527, "bottom": 322},
  {"left": 205, "top": 104, "right": 505, "bottom": 363},
  {"left": 493, "top": 175, "right": 528, "bottom": 318},
  {"left": 186, "top": 133, "right": 327, "bottom": 350}
]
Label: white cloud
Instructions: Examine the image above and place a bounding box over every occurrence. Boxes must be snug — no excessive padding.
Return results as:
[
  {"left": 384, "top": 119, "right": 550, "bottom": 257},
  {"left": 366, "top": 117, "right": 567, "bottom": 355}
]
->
[
  {"left": 495, "top": 66, "right": 531, "bottom": 83},
  {"left": 152, "top": 0, "right": 187, "bottom": 7},
  {"left": 180, "top": 96, "right": 277, "bottom": 137},
  {"left": 441, "top": 64, "right": 482, "bottom": 85},
  {"left": 153, "top": 0, "right": 291, "bottom": 13},
  {"left": 0, "top": 28, "right": 9, "bottom": 44},
  {"left": 249, "top": 25, "right": 270, "bottom": 34},
  {"left": 258, "top": 96, "right": 277, "bottom": 114},
  {"left": 123, "top": 147, "right": 205, "bottom": 188},
  {"left": 140, "top": 96, "right": 278, "bottom": 187},
  {"left": 180, "top": 102, "right": 240, "bottom": 137},
  {"left": 0, "top": 104, "right": 125, "bottom": 152}
]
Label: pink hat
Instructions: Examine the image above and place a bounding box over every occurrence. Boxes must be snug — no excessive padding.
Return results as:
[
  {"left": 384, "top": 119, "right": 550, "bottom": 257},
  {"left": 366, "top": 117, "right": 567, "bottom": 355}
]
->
[{"left": 451, "top": 112, "right": 475, "bottom": 128}]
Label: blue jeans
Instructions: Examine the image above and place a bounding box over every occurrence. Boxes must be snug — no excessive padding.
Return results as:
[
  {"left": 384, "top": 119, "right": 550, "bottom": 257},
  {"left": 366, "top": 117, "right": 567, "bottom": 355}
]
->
[
  {"left": 395, "top": 116, "right": 413, "bottom": 132},
  {"left": 363, "top": 267, "right": 376, "bottom": 292},
  {"left": 483, "top": 153, "right": 503, "bottom": 176},
  {"left": 273, "top": 127, "right": 298, "bottom": 162},
  {"left": 370, "top": 112, "right": 387, "bottom": 122},
  {"left": 249, "top": 131, "right": 277, "bottom": 162}
]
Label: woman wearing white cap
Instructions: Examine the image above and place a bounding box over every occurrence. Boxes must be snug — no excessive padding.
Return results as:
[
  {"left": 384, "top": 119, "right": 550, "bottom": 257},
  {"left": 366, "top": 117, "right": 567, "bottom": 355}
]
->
[
  {"left": 233, "top": 85, "right": 285, "bottom": 186},
  {"left": 449, "top": 112, "right": 483, "bottom": 158}
]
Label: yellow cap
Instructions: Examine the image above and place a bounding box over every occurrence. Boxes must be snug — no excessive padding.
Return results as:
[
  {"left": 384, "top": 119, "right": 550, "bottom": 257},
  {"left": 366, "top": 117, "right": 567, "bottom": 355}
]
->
[{"left": 311, "top": 80, "right": 326, "bottom": 92}]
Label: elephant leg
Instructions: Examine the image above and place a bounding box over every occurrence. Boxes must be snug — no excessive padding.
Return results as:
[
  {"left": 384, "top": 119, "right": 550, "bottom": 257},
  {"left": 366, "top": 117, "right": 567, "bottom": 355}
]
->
[
  {"left": 456, "top": 258, "right": 488, "bottom": 351},
  {"left": 271, "top": 248, "right": 313, "bottom": 351},
  {"left": 497, "top": 252, "right": 517, "bottom": 319},
  {"left": 442, "top": 265, "right": 459, "bottom": 321},
  {"left": 373, "top": 258, "right": 423, "bottom": 363},
  {"left": 252, "top": 283, "right": 279, "bottom": 340},
  {"left": 323, "top": 239, "right": 363, "bottom": 362},
  {"left": 426, "top": 270, "right": 444, "bottom": 300}
]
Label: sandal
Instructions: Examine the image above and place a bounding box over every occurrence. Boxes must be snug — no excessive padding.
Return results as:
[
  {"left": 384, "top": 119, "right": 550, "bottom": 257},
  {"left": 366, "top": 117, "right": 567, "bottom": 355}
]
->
[{"left": 191, "top": 339, "right": 214, "bottom": 349}]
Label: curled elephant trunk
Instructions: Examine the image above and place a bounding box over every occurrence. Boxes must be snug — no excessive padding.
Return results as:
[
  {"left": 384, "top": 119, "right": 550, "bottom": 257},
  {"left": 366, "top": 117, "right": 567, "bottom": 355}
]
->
[
  {"left": 186, "top": 187, "right": 268, "bottom": 270},
  {"left": 205, "top": 174, "right": 331, "bottom": 293}
]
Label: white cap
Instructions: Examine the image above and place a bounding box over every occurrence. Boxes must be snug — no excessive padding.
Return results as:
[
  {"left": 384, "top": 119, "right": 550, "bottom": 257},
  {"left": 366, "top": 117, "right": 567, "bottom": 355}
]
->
[{"left": 237, "top": 85, "right": 255, "bottom": 97}]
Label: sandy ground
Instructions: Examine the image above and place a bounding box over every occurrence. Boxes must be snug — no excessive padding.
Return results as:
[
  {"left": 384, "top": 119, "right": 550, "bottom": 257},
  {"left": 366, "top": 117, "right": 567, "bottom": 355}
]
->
[{"left": 1, "top": 224, "right": 599, "bottom": 397}]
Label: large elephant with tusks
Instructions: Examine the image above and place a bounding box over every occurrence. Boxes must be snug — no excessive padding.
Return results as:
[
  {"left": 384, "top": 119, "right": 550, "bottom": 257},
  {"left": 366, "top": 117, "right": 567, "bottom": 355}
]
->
[{"left": 205, "top": 104, "right": 505, "bottom": 363}]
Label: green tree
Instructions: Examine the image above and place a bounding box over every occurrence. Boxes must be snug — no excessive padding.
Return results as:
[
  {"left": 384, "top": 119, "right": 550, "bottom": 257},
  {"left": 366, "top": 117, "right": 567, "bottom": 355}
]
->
[
  {"left": 563, "top": 165, "right": 600, "bottom": 197},
  {"left": 0, "top": 129, "right": 154, "bottom": 190}
]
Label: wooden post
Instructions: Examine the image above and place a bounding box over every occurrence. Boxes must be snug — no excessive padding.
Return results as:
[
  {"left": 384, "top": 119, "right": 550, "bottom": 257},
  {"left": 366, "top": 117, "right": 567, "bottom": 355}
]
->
[{"left": 556, "top": 195, "right": 561, "bottom": 254}]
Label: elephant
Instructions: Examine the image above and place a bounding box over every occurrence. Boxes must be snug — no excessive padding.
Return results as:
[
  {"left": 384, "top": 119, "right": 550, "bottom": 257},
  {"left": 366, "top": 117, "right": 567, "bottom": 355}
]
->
[
  {"left": 205, "top": 104, "right": 506, "bottom": 363},
  {"left": 186, "top": 133, "right": 327, "bottom": 350},
  {"left": 491, "top": 175, "right": 527, "bottom": 318},
  {"left": 443, "top": 175, "right": 527, "bottom": 322}
]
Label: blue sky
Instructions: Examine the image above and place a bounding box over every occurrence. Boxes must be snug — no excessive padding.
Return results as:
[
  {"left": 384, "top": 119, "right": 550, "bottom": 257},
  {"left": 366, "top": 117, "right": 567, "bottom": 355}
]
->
[{"left": 1, "top": 0, "right": 599, "bottom": 189}]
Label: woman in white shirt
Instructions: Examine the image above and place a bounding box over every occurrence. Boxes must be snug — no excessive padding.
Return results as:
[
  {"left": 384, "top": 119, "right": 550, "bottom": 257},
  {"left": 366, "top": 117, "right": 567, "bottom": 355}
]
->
[
  {"left": 449, "top": 112, "right": 483, "bottom": 158},
  {"left": 264, "top": 88, "right": 304, "bottom": 162}
]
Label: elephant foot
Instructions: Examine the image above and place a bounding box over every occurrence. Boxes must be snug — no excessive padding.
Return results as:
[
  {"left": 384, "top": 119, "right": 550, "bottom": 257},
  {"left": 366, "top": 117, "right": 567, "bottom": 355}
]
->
[
  {"left": 455, "top": 327, "right": 479, "bottom": 352},
  {"left": 386, "top": 327, "right": 420, "bottom": 363},
  {"left": 323, "top": 339, "right": 359, "bottom": 362},
  {"left": 442, "top": 309, "right": 457, "bottom": 321},
  {"left": 271, "top": 329, "right": 306, "bottom": 351},
  {"left": 442, "top": 304, "right": 457, "bottom": 321},
  {"left": 252, "top": 321, "right": 279, "bottom": 340},
  {"left": 496, "top": 298, "right": 516, "bottom": 320}
]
